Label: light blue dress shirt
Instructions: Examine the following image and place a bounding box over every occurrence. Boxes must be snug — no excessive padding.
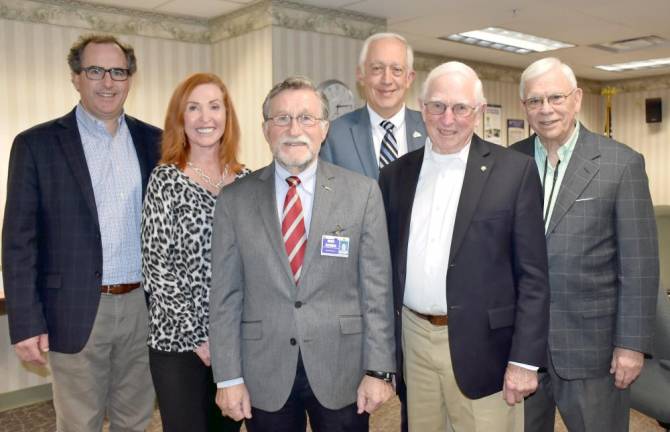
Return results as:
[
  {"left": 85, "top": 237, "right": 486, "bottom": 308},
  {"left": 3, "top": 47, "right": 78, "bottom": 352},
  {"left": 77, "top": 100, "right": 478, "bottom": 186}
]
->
[{"left": 76, "top": 104, "right": 143, "bottom": 285}]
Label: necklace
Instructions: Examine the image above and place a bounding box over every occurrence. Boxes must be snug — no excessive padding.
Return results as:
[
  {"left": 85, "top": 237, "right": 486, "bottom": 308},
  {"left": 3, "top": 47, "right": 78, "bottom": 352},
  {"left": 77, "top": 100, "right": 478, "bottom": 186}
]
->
[{"left": 187, "top": 161, "right": 228, "bottom": 190}]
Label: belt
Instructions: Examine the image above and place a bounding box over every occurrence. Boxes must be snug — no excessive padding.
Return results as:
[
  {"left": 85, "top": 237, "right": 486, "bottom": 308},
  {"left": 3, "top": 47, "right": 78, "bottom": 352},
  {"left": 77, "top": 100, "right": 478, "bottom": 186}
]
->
[
  {"left": 100, "top": 282, "right": 141, "bottom": 295},
  {"left": 408, "top": 307, "right": 448, "bottom": 326}
]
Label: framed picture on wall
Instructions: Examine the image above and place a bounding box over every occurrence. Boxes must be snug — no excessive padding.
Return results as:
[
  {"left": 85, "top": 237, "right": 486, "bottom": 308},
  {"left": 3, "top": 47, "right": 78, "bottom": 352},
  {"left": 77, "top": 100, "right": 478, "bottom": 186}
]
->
[
  {"left": 484, "top": 104, "right": 502, "bottom": 145},
  {"left": 507, "top": 119, "right": 525, "bottom": 146}
]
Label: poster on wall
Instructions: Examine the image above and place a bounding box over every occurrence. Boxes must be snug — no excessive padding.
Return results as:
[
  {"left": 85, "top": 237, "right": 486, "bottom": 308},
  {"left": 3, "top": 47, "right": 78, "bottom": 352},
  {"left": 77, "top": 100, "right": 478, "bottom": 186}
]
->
[
  {"left": 507, "top": 119, "right": 526, "bottom": 146},
  {"left": 484, "top": 104, "right": 502, "bottom": 145}
]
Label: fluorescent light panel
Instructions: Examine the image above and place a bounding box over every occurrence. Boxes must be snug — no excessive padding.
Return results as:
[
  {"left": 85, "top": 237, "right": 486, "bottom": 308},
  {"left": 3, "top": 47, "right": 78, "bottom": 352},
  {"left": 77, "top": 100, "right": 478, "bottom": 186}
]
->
[
  {"left": 595, "top": 57, "right": 670, "bottom": 72},
  {"left": 444, "top": 27, "right": 574, "bottom": 54}
]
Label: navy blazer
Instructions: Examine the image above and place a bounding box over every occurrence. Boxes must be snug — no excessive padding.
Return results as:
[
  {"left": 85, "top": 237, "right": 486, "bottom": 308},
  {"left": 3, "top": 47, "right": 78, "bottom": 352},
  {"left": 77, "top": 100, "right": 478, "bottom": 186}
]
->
[
  {"left": 379, "top": 135, "right": 550, "bottom": 399},
  {"left": 2, "top": 107, "right": 160, "bottom": 353}
]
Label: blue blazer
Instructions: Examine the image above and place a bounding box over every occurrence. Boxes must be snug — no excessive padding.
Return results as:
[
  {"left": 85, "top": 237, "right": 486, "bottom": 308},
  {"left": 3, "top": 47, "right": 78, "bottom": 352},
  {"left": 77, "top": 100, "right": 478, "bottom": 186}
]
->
[
  {"left": 2, "top": 107, "right": 160, "bottom": 353},
  {"left": 320, "top": 106, "right": 426, "bottom": 179}
]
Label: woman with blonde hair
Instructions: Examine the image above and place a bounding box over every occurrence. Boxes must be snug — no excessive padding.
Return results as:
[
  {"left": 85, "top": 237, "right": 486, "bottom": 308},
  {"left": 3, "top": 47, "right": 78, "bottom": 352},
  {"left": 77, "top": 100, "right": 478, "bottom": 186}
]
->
[{"left": 142, "top": 73, "right": 249, "bottom": 431}]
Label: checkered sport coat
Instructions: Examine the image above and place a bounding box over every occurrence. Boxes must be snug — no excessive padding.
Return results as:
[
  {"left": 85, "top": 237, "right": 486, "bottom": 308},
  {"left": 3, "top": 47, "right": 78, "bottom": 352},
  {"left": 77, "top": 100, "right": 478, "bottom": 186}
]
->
[{"left": 511, "top": 124, "right": 659, "bottom": 379}]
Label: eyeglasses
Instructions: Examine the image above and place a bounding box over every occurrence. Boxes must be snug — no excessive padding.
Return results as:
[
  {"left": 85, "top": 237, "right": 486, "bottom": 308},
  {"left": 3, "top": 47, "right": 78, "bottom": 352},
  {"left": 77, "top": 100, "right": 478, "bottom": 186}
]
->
[
  {"left": 81, "top": 66, "right": 130, "bottom": 81},
  {"left": 367, "top": 63, "right": 406, "bottom": 77},
  {"left": 265, "top": 114, "right": 324, "bottom": 127},
  {"left": 523, "top": 89, "right": 577, "bottom": 110},
  {"left": 423, "top": 101, "right": 478, "bottom": 118}
]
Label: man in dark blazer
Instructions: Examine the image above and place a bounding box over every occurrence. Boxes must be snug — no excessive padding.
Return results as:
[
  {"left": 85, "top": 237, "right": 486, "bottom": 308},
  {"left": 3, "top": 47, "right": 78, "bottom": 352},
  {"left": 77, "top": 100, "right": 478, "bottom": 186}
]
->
[
  {"left": 320, "top": 32, "right": 425, "bottom": 179},
  {"left": 511, "top": 57, "right": 659, "bottom": 432},
  {"left": 2, "top": 34, "right": 160, "bottom": 431},
  {"left": 379, "top": 61, "right": 549, "bottom": 432}
]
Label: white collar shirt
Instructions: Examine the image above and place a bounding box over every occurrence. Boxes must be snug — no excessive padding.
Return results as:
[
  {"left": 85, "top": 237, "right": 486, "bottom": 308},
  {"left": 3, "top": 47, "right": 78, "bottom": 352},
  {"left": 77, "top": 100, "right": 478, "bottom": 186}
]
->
[
  {"left": 367, "top": 104, "right": 407, "bottom": 166},
  {"left": 403, "top": 137, "right": 470, "bottom": 315}
]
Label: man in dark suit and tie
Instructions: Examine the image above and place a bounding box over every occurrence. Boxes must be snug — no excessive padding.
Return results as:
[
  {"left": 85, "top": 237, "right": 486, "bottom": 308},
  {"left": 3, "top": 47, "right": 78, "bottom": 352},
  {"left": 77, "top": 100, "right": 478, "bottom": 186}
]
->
[
  {"left": 2, "top": 34, "right": 160, "bottom": 431},
  {"left": 210, "top": 76, "right": 396, "bottom": 432},
  {"left": 320, "top": 32, "right": 426, "bottom": 178},
  {"left": 379, "top": 61, "right": 550, "bottom": 432},
  {"left": 511, "top": 57, "right": 659, "bottom": 432}
]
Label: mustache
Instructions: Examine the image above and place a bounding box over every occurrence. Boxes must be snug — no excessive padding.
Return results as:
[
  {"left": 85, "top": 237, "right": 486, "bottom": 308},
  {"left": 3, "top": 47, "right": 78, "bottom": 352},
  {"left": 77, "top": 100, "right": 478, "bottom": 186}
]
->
[{"left": 278, "top": 135, "right": 312, "bottom": 146}]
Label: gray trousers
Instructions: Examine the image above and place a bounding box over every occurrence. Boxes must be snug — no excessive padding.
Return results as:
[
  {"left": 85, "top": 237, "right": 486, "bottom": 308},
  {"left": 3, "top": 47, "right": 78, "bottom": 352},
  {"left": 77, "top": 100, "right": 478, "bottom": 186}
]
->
[
  {"left": 49, "top": 288, "right": 154, "bottom": 432},
  {"left": 524, "top": 351, "right": 630, "bottom": 432}
]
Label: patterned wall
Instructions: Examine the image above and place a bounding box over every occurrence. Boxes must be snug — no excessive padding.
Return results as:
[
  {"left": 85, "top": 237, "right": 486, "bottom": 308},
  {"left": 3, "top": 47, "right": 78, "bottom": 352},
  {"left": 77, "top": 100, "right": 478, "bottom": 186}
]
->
[{"left": 212, "top": 27, "right": 274, "bottom": 170}]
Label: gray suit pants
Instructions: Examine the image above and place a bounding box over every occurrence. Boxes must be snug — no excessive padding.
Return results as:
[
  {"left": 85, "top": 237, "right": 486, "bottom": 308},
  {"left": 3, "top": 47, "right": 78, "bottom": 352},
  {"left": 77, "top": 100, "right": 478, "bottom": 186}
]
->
[{"left": 525, "top": 351, "right": 630, "bottom": 432}]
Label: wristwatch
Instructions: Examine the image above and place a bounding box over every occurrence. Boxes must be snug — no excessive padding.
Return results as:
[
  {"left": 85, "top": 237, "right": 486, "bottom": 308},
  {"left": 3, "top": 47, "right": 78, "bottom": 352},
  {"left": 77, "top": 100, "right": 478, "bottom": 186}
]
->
[{"left": 365, "top": 370, "right": 394, "bottom": 383}]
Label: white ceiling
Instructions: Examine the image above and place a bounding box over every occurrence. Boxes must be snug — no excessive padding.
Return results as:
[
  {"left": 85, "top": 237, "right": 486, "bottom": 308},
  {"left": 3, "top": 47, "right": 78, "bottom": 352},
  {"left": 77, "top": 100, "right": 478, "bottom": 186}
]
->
[{"left": 79, "top": 0, "right": 670, "bottom": 81}]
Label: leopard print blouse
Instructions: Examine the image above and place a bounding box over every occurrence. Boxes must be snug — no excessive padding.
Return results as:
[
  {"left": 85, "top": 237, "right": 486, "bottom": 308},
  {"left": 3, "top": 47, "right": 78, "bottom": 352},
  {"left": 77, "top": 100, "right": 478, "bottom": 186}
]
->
[{"left": 141, "top": 163, "right": 249, "bottom": 352}]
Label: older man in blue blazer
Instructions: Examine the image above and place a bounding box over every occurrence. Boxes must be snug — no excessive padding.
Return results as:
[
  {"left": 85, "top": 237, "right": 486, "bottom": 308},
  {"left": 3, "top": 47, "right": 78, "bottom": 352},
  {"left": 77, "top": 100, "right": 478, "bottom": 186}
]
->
[
  {"left": 320, "top": 33, "right": 425, "bottom": 179},
  {"left": 2, "top": 34, "right": 160, "bottom": 432}
]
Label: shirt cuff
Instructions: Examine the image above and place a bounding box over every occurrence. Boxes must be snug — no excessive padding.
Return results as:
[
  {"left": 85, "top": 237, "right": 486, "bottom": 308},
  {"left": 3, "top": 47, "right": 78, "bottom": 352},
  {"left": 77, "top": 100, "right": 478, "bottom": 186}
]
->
[
  {"left": 509, "top": 361, "right": 539, "bottom": 371},
  {"left": 217, "top": 377, "right": 245, "bottom": 388}
]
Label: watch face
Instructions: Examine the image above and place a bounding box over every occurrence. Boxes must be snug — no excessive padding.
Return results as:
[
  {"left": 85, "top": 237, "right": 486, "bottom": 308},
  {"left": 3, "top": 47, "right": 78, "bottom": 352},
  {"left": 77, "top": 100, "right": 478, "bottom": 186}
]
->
[{"left": 318, "top": 79, "right": 355, "bottom": 120}]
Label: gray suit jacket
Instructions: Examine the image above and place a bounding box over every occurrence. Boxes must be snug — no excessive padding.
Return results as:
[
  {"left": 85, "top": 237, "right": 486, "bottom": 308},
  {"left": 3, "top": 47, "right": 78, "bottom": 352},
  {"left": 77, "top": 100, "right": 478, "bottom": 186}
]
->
[
  {"left": 209, "top": 160, "right": 395, "bottom": 411},
  {"left": 511, "top": 124, "right": 659, "bottom": 380},
  {"left": 320, "top": 106, "right": 426, "bottom": 179}
]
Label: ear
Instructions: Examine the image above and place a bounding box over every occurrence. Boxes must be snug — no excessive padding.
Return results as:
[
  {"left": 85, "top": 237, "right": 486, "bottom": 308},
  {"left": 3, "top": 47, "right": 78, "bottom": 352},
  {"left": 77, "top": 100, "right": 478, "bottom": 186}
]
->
[
  {"left": 356, "top": 65, "right": 365, "bottom": 85},
  {"left": 71, "top": 72, "right": 81, "bottom": 91},
  {"left": 474, "top": 104, "right": 486, "bottom": 126},
  {"left": 405, "top": 69, "right": 416, "bottom": 88}
]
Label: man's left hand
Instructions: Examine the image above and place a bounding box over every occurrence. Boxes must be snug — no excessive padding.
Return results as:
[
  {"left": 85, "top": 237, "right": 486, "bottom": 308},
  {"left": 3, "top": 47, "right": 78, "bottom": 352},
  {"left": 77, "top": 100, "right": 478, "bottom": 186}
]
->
[
  {"left": 502, "top": 363, "right": 538, "bottom": 406},
  {"left": 356, "top": 375, "right": 394, "bottom": 414},
  {"left": 610, "top": 347, "right": 644, "bottom": 389}
]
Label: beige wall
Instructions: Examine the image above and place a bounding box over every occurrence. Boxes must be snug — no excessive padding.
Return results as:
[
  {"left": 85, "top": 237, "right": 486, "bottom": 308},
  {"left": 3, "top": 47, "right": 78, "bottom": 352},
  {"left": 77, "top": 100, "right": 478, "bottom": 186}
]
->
[
  {"left": 212, "top": 27, "right": 274, "bottom": 169},
  {"left": 611, "top": 90, "right": 670, "bottom": 206}
]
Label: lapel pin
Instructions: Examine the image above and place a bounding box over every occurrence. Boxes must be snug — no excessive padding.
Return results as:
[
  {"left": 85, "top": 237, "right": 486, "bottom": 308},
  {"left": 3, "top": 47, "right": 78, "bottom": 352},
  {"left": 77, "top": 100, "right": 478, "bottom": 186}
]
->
[
  {"left": 481, "top": 165, "right": 487, "bottom": 172},
  {"left": 413, "top": 131, "right": 422, "bottom": 138}
]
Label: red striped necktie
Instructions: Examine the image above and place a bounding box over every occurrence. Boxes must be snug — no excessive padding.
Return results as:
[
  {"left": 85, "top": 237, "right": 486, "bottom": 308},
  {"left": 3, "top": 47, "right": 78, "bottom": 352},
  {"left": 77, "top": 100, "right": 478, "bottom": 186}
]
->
[{"left": 282, "top": 176, "right": 307, "bottom": 284}]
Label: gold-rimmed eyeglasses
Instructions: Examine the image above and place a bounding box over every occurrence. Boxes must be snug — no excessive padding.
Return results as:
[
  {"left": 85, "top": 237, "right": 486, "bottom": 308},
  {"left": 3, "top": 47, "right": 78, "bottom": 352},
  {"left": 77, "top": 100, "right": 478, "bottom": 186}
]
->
[
  {"left": 265, "top": 114, "right": 324, "bottom": 128},
  {"left": 522, "top": 88, "right": 577, "bottom": 110}
]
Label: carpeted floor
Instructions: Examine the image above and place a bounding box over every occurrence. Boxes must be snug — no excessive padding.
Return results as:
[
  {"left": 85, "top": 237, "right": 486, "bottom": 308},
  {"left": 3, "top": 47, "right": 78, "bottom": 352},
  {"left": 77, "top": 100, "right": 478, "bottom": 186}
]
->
[{"left": 0, "top": 396, "right": 665, "bottom": 432}]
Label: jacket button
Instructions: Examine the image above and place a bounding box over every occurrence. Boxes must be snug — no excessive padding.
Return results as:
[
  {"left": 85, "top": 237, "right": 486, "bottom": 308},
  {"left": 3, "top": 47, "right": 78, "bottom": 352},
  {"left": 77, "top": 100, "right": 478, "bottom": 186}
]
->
[
  {"left": 449, "top": 263, "right": 455, "bottom": 268},
  {"left": 294, "top": 301, "right": 302, "bottom": 308},
  {"left": 95, "top": 271, "right": 102, "bottom": 278},
  {"left": 290, "top": 338, "right": 297, "bottom": 346}
]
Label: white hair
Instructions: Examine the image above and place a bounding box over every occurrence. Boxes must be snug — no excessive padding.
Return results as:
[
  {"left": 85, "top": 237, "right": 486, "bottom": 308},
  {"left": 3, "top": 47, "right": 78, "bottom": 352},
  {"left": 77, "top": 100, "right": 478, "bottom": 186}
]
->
[
  {"left": 519, "top": 57, "right": 577, "bottom": 99},
  {"left": 358, "top": 32, "right": 414, "bottom": 72},
  {"left": 420, "top": 61, "right": 486, "bottom": 105}
]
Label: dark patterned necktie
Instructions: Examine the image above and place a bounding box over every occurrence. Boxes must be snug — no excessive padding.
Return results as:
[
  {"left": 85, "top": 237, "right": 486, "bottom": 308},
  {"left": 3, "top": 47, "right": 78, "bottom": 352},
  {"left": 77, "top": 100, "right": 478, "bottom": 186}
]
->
[{"left": 379, "top": 120, "right": 398, "bottom": 168}]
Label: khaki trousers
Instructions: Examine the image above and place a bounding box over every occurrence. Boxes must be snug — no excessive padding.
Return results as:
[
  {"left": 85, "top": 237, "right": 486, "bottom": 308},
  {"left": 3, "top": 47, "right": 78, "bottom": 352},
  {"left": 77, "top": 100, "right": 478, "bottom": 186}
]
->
[
  {"left": 402, "top": 307, "right": 523, "bottom": 432},
  {"left": 49, "top": 288, "right": 154, "bottom": 432}
]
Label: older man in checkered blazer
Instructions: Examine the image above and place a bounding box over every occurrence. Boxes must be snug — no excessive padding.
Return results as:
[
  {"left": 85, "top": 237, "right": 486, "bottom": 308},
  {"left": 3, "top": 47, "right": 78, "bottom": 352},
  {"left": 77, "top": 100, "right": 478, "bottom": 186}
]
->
[{"left": 511, "top": 57, "right": 659, "bottom": 432}]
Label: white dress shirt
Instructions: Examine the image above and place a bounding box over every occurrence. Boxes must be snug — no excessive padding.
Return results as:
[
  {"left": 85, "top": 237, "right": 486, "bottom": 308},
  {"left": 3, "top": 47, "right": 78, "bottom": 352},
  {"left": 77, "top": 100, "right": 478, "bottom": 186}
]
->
[
  {"left": 368, "top": 105, "right": 408, "bottom": 166},
  {"left": 404, "top": 138, "right": 469, "bottom": 315}
]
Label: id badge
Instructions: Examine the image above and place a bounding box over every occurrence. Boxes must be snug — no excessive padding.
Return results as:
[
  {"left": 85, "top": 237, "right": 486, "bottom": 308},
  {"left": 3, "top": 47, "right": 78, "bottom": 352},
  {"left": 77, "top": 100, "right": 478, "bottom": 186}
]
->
[{"left": 321, "top": 235, "right": 350, "bottom": 258}]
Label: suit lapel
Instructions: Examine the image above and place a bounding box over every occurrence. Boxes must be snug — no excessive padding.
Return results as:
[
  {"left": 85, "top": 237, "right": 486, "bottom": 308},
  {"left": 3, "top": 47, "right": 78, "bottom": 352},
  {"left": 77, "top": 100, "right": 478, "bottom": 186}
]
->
[
  {"left": 405, "top": 109, "right": 425, "bottom": 152},
  {"left": 126, "top": 115, "right": 151, "bottom": 195},
  {"left": 546, "top": 126, "right": 600, "bottom": 235},
  {"left": 350, "top": 108, "right": 379, "bottom": 178},
  {"left": 450, "top": 135, "right": 494, "bottom": 259},
  {"left": 300, "top": 162, "right": 337, "bottom": 282},
  {"left": 256, "top": 164, "right": 296, "bottom": 287},
  {"left": 396, "top": 150, "right": 423, "bottom": 290},
  {"left": 56, "top": 109, "right": 100, "bottom": 229}
]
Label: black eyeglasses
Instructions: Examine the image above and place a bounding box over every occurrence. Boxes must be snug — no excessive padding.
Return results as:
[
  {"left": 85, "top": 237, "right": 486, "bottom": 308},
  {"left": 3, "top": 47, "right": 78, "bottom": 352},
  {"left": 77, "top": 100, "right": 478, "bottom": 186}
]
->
[{"left": 81, "top": 66, "right": 130, "bottom": 81}]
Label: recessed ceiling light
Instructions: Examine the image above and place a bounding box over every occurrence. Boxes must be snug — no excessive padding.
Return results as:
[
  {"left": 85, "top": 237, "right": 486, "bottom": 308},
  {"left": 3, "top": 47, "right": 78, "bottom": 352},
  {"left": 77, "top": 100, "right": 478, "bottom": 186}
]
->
[
  {"left": 440, "top": 27, "right": 574, "bottom": 54},
  {"left": 595, "top": 57, "right": 670, "bottom": 72}
]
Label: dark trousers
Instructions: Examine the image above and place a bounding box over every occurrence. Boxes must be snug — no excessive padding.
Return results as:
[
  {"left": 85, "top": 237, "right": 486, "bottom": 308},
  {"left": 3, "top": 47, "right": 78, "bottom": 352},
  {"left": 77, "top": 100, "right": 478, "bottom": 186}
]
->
[
  {"left": 245, "top": 354, "right": 369, "bottom": 432},
  {"left": 149, "top": 347, "right": 242, "bottom": 432},
  {"left": 525, "top": 351, "right": 630, "bottom": 432}
]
